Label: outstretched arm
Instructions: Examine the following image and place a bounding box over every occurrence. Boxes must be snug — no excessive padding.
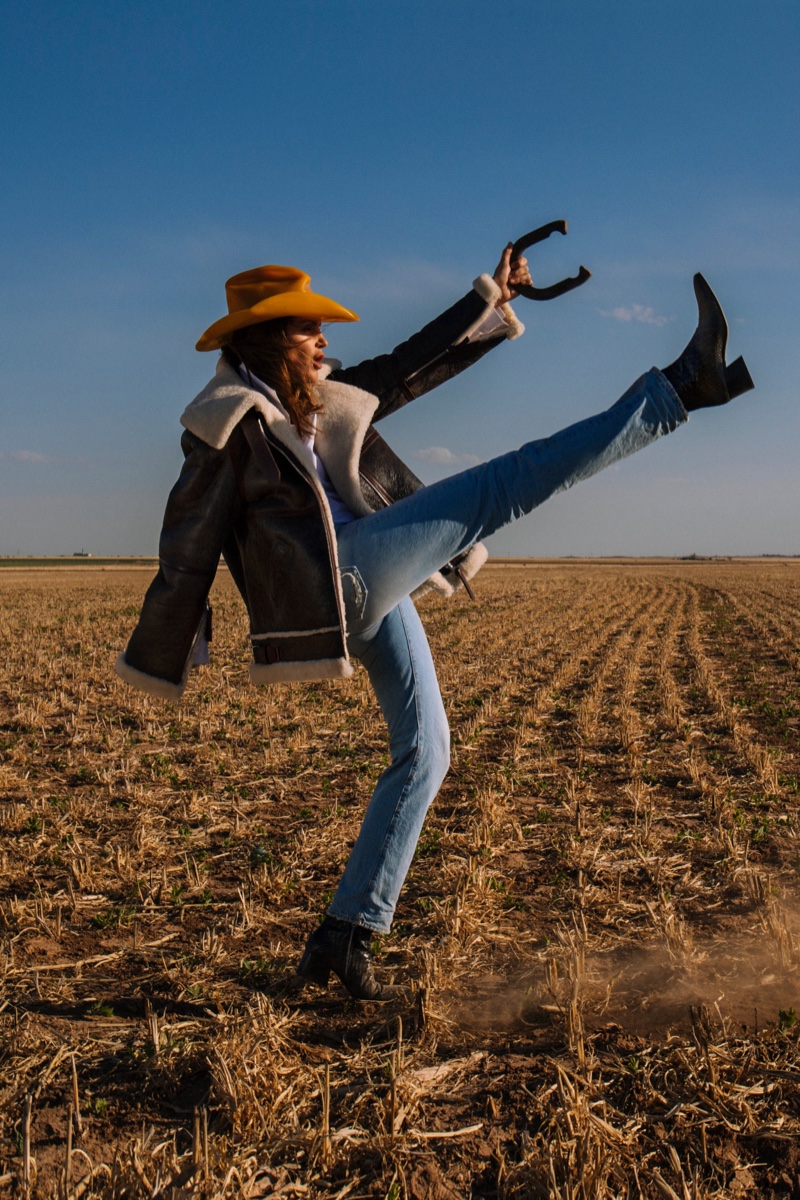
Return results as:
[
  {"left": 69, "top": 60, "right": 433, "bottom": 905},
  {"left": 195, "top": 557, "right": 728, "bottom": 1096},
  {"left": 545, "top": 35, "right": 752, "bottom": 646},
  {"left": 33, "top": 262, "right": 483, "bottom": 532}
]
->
[{"left": 329, "top": 246, "right": 531, "bottom": 422}]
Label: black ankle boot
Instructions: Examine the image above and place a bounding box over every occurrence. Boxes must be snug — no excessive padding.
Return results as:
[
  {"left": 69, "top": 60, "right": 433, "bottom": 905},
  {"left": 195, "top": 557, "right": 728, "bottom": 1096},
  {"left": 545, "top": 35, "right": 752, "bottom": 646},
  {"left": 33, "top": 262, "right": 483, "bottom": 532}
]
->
[
  {"left": 662, "top": 274, "right": 754, "bottom": 411},
  {"left": 297, "top": 916, "right": 397, "bottom": 1001}
]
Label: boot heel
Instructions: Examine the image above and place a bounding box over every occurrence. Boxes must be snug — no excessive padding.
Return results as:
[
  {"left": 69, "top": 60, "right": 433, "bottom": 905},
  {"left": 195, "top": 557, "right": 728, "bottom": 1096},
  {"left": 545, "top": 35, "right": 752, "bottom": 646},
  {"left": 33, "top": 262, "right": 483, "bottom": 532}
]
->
[
  {"left": 725, "top": 355, "right": 755, "bottom": 399},
  {"left": 297, "top": 948, "right": 330, "bottom": 988}
]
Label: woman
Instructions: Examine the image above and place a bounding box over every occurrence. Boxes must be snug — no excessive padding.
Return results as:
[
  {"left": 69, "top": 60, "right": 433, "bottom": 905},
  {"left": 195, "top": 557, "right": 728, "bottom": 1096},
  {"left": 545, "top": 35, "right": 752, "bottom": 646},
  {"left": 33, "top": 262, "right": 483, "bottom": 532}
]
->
[{"left": 116, "top": 244, "right": 753, "bottom": 1000}]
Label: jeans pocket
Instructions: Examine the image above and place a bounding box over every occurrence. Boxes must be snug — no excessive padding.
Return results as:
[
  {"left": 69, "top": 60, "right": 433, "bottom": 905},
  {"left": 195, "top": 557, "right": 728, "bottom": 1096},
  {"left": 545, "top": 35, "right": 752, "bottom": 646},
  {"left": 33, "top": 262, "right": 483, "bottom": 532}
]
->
[{"left": 340, "top": 565, "right": 369, "bottom": 621}]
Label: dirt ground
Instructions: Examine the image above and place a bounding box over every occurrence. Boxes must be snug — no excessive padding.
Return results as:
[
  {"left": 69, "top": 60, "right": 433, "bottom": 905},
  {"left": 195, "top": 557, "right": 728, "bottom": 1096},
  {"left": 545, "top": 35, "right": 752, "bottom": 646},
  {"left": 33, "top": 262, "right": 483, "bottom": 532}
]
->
[{"left": 1, "top": 560, "right": 799, "bottom": 1198}]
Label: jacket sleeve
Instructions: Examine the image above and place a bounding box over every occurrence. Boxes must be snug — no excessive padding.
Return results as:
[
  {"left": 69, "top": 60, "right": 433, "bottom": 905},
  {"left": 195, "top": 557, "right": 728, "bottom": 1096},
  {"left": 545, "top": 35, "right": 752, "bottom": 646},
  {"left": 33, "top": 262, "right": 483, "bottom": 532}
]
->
[
  {"left": 115, "top": 429, "right": 240, "bottom": 701},
  {"left": 330, "top": 277, "right": 522, "bottom": 423}
]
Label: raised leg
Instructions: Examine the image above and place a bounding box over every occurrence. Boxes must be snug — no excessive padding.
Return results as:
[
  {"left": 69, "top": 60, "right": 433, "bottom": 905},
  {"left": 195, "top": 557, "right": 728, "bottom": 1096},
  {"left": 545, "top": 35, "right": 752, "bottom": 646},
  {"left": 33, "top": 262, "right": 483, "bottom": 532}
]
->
[{"left": 337, "top": 367, "right": 686, "bottom": 630}]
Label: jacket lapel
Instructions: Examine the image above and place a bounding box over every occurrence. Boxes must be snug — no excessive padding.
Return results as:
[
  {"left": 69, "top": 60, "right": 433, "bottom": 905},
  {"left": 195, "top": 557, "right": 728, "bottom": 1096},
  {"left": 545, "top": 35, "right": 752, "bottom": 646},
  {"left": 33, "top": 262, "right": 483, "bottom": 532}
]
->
[
  {"left": 181, "top": 360, "right": 380, "bottom": 518},
  {"left": 314, "top": 379, "right": 379, "bottom": 517}
]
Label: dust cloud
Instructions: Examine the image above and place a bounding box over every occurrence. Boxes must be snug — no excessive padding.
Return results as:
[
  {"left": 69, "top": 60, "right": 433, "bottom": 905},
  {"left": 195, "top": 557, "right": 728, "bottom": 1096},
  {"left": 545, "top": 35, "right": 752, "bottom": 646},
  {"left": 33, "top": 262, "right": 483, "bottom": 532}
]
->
[{"left": 449, "top": 905, "right": 800, "bottom": 1037}]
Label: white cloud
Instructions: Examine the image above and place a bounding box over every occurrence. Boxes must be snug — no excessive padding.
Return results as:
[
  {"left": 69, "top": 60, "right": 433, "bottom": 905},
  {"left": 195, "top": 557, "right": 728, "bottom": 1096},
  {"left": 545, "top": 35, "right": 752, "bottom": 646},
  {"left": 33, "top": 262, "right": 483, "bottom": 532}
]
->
[
  {"left": 4, "top": 450, "right": 49, "bottom": 463},
  {"left": 415, "top": 446, "right": 480, "bottom": 467},
  {"left": 0, "top": 450, "right": 95, "bottom": 466},
  {"left": 598, "top": 304, "right": 674, "bottom": 327}
]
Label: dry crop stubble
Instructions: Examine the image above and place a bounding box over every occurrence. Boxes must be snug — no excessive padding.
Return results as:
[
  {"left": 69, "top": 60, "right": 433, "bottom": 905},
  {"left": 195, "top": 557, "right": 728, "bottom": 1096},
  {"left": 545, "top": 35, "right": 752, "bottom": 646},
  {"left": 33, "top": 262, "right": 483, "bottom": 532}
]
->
[{"left": 0, "top": 560, "right": 799, "bottom": 1198}]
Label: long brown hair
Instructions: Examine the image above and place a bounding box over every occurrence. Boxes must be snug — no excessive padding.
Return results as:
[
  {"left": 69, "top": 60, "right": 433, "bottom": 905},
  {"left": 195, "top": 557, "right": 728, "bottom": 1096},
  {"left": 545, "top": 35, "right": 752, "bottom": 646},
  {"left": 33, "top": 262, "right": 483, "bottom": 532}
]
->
[{"left": 224, "top": 318, "right": 322, "bottom": 436}]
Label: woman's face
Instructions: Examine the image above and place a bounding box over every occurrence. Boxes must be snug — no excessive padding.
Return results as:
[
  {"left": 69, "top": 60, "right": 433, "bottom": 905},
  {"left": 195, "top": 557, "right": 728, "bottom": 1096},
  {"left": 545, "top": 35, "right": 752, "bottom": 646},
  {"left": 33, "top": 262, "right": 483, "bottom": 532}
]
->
[{"left": 285, "top": 318, "right": 328, "bottom": 385}]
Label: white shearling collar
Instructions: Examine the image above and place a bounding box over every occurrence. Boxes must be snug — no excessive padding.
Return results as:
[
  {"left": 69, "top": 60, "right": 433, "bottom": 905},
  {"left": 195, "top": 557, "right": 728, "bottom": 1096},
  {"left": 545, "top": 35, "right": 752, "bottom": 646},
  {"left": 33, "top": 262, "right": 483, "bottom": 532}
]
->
[
  {"left": 181, "top": 357, "right": 349, "bottom": 451},
  {"left": 179, "top": 357, "right": 379, "bottom": 521},
  {"left": 180, "top": 357, "right": 281, "bottom": 450}
]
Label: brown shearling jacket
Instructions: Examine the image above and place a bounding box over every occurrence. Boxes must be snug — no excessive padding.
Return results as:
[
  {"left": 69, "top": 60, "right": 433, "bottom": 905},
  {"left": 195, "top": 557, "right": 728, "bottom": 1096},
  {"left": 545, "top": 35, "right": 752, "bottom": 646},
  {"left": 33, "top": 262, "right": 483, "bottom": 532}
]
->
[{"left": 115, "top": 277, "right": 522, "bottom": 700}]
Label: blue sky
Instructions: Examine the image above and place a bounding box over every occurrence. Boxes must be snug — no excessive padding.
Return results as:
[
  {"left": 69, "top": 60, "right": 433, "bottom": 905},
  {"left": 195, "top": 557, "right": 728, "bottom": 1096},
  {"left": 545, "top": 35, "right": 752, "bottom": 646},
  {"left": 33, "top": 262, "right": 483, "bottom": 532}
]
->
[{"left": 1, "top": 0, "right": 798, "bottom": 556}]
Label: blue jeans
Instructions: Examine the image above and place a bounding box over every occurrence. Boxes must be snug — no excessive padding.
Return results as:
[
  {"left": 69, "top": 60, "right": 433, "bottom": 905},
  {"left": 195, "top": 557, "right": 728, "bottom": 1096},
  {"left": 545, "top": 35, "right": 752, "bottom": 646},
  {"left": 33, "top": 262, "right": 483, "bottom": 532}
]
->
[{"left": 328, "top": 369, "right": 686, "bottom": 931}]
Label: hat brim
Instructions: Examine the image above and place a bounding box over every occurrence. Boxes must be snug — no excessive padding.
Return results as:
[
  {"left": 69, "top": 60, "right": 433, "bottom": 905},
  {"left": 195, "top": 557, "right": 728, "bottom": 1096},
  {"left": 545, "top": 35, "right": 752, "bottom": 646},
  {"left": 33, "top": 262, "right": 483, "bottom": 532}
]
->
[{"left": 196, "top": 290, "right": 359, "bottom": 351}]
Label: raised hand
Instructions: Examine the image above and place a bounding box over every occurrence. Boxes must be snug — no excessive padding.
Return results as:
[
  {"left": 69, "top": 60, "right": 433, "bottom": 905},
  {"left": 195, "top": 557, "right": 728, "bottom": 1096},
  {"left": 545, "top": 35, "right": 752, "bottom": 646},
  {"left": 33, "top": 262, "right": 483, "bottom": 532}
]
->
[{"left": 492, "top": 242, "right": 532, "bottom": 304}]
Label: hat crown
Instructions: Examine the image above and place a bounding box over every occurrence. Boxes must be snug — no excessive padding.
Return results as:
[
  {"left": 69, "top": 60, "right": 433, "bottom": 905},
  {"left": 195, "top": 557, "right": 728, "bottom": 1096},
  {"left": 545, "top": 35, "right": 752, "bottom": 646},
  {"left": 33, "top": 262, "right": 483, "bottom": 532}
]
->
[
  {"left": 225, "top": 266, "right": 311, "bottom": 315},
  {"left": 196, "top": 263, "right": 357, "bottom": 351}
]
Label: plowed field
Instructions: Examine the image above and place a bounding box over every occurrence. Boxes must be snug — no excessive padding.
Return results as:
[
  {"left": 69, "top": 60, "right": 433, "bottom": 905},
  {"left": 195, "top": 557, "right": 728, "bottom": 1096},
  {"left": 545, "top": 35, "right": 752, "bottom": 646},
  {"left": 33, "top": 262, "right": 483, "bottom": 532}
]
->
[{"left": 1, "top": 561, "right": 799, "bottom": 1198}]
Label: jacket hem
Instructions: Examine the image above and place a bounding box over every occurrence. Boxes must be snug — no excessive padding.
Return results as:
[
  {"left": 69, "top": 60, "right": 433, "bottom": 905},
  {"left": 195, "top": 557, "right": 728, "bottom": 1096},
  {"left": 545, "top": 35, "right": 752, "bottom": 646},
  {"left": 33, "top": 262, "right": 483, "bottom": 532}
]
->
[
  {"left": 412, "top": 570, "right": 454, "bottom": 601},
  {"left": 114, "top": 653, "right": 186, "bottom": 701},
  {"left": 455, "top": 541, "right": 489, "bottom": 584},
  {"left": 249, "top": 657, "right": 354, "bottom": 685},
  {"left": 410, "top": 540, "right": 490, "bottom": 602}
]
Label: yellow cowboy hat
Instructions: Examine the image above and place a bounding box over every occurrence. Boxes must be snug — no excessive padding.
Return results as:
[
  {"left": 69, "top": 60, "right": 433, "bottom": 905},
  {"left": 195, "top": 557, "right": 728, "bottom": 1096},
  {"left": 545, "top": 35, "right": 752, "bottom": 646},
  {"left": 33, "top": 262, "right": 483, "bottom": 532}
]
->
[{"left": 196, "top": 265, "right": 359, "bottom": 351}]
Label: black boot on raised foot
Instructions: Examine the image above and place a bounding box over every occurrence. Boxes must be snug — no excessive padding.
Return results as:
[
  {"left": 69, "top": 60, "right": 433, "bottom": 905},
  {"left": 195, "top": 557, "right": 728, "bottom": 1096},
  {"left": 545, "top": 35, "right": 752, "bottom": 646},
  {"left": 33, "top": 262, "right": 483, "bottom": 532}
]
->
[
  {"left": 297, "top": 915, "right": 398, "bottom": 1002},
  {"left": 662, "top": 273, "right": 754, "bottom": 411}
]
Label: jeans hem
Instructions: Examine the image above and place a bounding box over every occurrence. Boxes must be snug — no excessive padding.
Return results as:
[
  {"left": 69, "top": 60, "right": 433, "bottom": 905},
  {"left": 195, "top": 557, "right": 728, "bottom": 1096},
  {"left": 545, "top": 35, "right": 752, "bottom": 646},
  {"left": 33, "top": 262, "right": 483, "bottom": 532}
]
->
[{"left": 326, "top": 906, "right": 388, "bottom": 934}]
